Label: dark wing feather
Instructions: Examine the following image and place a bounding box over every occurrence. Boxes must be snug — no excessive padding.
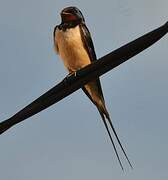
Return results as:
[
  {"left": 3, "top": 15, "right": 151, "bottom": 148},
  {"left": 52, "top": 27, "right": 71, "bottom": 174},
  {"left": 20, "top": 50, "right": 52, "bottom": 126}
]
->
[
  {"left": 79, "top": 23, "right": 97, "bottom": 61},
  {"left": 53, "top": 26, "right": 59, "bottom": 53},
  {"left": 79, "top": 23, "right": 105, "bottom": 101},
  {"left": 53, "top": 25, "right": 58, "bottom": 42}
]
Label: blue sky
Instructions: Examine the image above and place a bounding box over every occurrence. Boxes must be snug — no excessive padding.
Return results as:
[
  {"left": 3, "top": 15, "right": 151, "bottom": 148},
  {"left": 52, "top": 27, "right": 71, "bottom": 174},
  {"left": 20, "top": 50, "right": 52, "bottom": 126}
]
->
[{"left": 0, "top": 0, "right": 167, "bottom": 179}]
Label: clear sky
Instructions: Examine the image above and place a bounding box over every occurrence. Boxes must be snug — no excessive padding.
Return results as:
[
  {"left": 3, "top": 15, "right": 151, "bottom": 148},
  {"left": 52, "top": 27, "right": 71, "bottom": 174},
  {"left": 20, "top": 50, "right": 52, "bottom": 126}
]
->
[{"left": 0, "top": 0, "right": 167, "bottom": 179}]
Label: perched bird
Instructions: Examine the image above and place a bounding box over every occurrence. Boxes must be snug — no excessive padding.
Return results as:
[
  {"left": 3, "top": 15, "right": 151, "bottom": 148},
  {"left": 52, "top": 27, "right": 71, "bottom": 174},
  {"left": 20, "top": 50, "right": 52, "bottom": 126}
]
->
[{"left": 54, "top": 6, "right": 132, "bottom": 170}]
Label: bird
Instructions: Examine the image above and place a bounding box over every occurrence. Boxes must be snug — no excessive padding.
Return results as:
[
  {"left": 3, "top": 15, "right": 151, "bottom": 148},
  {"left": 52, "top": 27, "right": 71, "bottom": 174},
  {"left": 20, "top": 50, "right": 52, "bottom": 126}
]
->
[{"left": 54, "top": 6, "right": 132, "bottom": 170}]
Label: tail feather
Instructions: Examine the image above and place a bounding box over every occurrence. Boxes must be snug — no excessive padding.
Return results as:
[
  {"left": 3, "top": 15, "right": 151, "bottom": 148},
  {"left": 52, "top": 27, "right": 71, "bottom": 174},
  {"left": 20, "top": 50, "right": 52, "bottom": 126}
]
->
[
  {"left": 98, "top": 102, "right": 133, "bottom": 169},
  {"left": 105, "top": 113, "right": 133, "bottom": 169},
  {"left": 98, "top": 110, "right": 124, "bottom": 170}
]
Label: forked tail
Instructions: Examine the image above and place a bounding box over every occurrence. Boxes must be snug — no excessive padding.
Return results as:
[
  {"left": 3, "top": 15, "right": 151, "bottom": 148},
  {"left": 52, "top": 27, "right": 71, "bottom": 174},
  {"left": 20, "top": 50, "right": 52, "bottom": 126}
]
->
[{"left": 97, "top": 103, "right": 133, "bottom": 170}]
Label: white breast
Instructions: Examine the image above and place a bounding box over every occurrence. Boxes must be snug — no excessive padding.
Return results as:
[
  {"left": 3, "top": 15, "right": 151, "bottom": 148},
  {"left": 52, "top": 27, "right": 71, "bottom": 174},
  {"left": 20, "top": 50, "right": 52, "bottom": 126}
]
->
[{"left": 55, "top": 25, "right": 91, "bottom": 72}]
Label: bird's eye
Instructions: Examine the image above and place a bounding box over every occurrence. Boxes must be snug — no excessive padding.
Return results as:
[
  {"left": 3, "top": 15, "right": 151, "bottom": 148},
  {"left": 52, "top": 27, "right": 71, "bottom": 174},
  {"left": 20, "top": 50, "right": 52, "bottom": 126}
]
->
[
  {"left": 68, "top": 8, "right": 78, "bottom": 14},
  {"left": 73, "top": 9, "right": 78, "bottom": 13}
]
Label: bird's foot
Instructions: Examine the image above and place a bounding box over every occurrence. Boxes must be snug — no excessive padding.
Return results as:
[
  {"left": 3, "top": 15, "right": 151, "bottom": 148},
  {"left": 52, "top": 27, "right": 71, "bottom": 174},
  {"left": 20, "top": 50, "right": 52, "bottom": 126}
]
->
[
  {"left": 63, "top": 70, "right": 79, "bottom": 83},
  {"left": 67, "top": 71, "right": 78, "bottom": 78}
]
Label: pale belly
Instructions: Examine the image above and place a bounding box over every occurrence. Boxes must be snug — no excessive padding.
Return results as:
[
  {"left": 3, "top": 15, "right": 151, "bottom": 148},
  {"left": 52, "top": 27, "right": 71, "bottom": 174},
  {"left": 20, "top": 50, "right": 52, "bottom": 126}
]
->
[
  {"left": 55, "top": 25, "right": 91, "bottom": 72},
  {"left": 55, "top": 25, "right": 104, "bottom": 107}
]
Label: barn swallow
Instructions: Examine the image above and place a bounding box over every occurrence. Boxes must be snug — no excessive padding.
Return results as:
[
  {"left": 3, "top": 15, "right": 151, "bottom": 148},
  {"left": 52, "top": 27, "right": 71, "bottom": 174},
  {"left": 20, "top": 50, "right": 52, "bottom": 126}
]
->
[{"left": 54, "top": 6, "right": 132, "bottom": 170}]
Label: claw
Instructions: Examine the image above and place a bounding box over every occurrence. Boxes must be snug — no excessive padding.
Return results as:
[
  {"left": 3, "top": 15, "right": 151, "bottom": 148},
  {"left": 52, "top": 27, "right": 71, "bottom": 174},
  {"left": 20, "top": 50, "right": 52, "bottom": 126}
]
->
[{"left": 63, "top": 70, "right": 78, "bottom": 83}]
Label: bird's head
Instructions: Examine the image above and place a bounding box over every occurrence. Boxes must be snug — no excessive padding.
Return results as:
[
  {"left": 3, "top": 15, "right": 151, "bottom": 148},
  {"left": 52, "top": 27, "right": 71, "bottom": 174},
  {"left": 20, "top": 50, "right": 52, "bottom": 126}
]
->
[{"left": 60, "top": 6, "right": 85, "bottom": 23}]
